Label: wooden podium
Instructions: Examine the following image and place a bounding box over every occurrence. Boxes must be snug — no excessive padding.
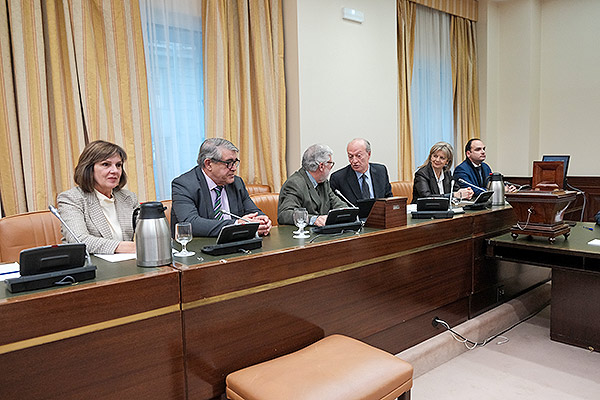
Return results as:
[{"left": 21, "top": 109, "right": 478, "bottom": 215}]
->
[
  {"left": 504, "top": 190, "right": 577, "bottom": 243},
  {"left": 365, "top": 197, "right": 407, "bottom": 229}
]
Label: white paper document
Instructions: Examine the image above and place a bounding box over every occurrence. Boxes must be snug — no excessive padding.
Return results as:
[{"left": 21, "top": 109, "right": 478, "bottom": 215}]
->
[
  {"left": 587, "top": 239, "right": 600, "bottom": 247},
  {"left": 0, "top": 262, "right": 21, "bottom": 280},
  {"left": 94, "top": 253, "right": 137, "bottom": 262}
]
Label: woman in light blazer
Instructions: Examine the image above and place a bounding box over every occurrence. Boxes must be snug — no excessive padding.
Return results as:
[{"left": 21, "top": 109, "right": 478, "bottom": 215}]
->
[
  {"left": 57, "top": 140, "right": 138, "bottom": 254},
  {"left": 412, "top": 142, "right": 473, "bottom": 204}
]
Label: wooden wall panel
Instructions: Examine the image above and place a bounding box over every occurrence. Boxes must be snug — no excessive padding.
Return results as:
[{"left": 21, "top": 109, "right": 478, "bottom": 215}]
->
[
  {"left": 0, "top": 313, "right": 185, "bottom": 400},
  {"left": 182, "top": 237, "right": 473, "bottom": 399}
]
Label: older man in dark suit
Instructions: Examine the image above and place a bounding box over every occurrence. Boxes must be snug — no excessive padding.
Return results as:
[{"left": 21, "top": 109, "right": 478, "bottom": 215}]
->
[
  {"left": 171, "top": 138, "right": 272, "bottom": 237},
  {"left": 329, "top": 138, "right": 393, "bottom": 206},
  {"left": 278, "top": 144, "right": 347, "bottom": 227}
]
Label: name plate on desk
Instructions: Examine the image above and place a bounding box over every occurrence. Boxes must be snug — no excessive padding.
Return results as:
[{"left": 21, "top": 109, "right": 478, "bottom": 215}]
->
[{"left": 365, "top": 197, "right": 407, "bottom": 229}]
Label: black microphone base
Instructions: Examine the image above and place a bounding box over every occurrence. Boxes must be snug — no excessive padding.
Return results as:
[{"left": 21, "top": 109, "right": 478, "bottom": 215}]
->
[
  {"left": 5, "top": 265, "right": 97, "bottom": 293},
  {"left": 311, "top": 221, "right": 363, "bottom": 234},
  {"left": 201, "top": 237, "right": 263, "bottom": 256},
  {"left": 411, "top": 210, "right": 455, "bottom": 219}
]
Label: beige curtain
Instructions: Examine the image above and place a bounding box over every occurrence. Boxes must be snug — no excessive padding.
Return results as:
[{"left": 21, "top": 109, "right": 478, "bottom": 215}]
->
[
  {"left": 397, "top": 0, "right": 416, "bottom": 181},
  {"left": 0, "top": 0, "right": 154, "bottom": 216},
  {"left": 451, "top": 15, "right": 480, "bottom": 159},
  {"left": 411, "top": 0, "right": 478, "bottom": 21},
  {"left": 202, "top": 0, "right": 286, "bottom": 192}
]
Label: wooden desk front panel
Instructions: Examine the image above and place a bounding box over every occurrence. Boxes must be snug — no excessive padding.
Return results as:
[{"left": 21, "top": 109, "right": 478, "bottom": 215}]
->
[
  {"left": 0, "top": 268, "right": 185, "bottom": 400},
  {"left": 0, "top": 313, "right": 185, "bottom": 399},
  {"left": 180, "top": 217, "right": 473, "bottom": 303},
  {"left": 551, "top": 267, "right": 600, "bottom": 350},
  {"left": 181, "top": 221, "right": 474, "bottom": 399}
]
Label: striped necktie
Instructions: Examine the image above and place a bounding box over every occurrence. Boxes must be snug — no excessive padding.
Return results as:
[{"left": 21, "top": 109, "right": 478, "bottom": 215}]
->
[{"left": 213, "top": 186, "right": 224, "bottom": 220}]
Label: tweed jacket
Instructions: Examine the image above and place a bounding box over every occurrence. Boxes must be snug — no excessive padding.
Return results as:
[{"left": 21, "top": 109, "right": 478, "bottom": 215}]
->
[
  {"left": 171, "top": 165, "right": 263, "bottom": 237},
  {"left": 411, "top": 164, "right": 455, "bottom": 204},
  {"left": 277, "top": 168, "right": 347, "bottom": 226},
  {"left": 57, "top": 186, "right": 138, "bottom": 254},
  {"left": 329, "top": 163, "right": 393, "bottom": 206}
]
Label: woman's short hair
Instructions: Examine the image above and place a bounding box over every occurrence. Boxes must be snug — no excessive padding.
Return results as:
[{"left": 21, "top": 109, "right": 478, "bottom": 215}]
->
[
  {"left": 197, "top": 138, "right": 239, "bottom": 166},
  {"left": 74, "top": 140, "right": 128, "bottom": 192},
  {"left": 419, "top": 141, "right": 454, "bottom": 170},
  {"left": 302, "top": 144, "right": 333, "bottom": 172}
]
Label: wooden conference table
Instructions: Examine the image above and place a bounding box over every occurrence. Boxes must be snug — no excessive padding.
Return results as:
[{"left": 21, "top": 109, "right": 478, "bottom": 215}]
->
[
  {"left": 487, "top": 222, "right": 600, "bottom": 351},
  {"left": 1, "top": 205, "right": 550, "bottom": 400},
  {"left": 0, "top": 258, "right": 184, "bottom": 399}
]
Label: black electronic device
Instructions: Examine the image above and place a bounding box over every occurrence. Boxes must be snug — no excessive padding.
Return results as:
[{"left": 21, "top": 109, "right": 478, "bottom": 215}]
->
[
  {"left": 19, "top": 243, "right": 86, "bottom": 276},
  {"left": 202, "top": 223, "right": 262, "bottom": 255},
  {"left": 324, "top": 208, "right": 360, "bottom": 225},
  {"left": 416, "top": 197, "right": 450, "bottom": 211},
  {"left": 411, "top": 210, "right": 456, "bottom": 219},
  {"left": 542, "top": 155, "right": 570, "bottom": 187},
  {"left": 5, "top": 265, "right": 97, "bottom": 293},
  {"left": 216, "top": 222, "right": 259, "bottom": 244},
  {"left": 4, "top": 243, "right": 97, "bottom": 293},
  {"left": 357, "top": 198, "right": 377, "bottom": 220},
  {"left": 311, "top": 208, "right": 362, "bottom": 234},
  {"left": 462, "top": 190, "right": 494, "bottom": 210}
]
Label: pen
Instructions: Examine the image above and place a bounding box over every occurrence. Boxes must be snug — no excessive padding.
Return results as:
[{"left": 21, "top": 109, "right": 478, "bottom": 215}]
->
[
  {"left": 221, "top": 209, "right": 253, "bottom": 223},
  {"left": 583, "top": 226, "right": 594, "bottom": 231}
]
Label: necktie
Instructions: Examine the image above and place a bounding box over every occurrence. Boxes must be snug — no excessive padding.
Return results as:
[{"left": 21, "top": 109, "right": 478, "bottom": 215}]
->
[
  {"left": 213, "top": 186, "right": 223, "bottom": 220},
  {"left": 479, "top": 167, "right": 485, "bottom": 186},
  {"left": 475, "top": 166, "right": 483, "bottom": 187},
  {"left": 361, "top": 174, "right": 371, "bottom": 199}
]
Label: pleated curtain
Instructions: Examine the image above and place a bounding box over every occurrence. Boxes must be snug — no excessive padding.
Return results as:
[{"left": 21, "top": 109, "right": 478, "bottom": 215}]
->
[
  {"left": 451, "top": 15, "right": 481, "bottom": 158},
  {"left": 201, "top": 0, "right": 286, "bottom": 192},
  {"left": 398, "top": 0, "right": 480, "bottom": 177},
  {"left": 0, "top": 0, "right": 155, "bottom": 216},
  {"left": 397, "top": 0, "right": 416, "bottom": 181}
]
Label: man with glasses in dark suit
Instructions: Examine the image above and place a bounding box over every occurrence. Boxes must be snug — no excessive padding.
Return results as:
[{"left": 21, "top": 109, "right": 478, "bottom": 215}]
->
[{"left": 171, "top": 138, "right": 272, "bottom": 237}]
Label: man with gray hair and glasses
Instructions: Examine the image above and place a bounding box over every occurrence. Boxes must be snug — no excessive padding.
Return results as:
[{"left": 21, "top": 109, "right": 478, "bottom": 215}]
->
[
  {"left": 278, "top": 143, "right": 346, "bottom": 227},
  {"left": 171, "top": 138, "right": 272, "bottom": 237}
]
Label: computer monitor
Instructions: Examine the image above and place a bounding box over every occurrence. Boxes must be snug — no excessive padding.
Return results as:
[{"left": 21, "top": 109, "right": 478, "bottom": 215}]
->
[
  {"left": 542, "top": 155, "right": 570, "bottom": 187},
  {"left": 542, "top": 155, "right": 569, "bottom": 175}
]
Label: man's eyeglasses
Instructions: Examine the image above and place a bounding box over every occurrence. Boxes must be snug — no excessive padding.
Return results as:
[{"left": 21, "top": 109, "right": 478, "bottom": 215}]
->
[
  {"left": 325, "top": 161, "right": 335, "bottom": 167},
  {"left": 212, "top": 158, "right": 240, "bottom": 170}
]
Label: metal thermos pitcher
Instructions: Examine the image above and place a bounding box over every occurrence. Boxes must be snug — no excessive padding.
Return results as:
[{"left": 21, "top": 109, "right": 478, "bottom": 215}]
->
[
  {"left": 487, "top": 172, "right": 506, "bottom": 206},
  {"left": 132, "top": 201, "right": 172, "bottom": 267}
]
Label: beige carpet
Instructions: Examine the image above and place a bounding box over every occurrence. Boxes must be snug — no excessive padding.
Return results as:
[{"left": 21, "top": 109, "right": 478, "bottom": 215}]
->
[{"left": 398, "top": 284, "right": 600, "bottom": 399}]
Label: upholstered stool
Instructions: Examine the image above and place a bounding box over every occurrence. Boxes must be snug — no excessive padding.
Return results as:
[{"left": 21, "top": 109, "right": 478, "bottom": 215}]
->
[{"left": 226, "top": 334, "right": 413, "bottom": 400}]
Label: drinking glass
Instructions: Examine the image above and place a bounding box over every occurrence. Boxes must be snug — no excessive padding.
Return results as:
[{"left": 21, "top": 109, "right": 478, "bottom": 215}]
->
[
  {"left": 292, "top": 208, "right": 309, "bottom": 238},
  {"left": 174, "top": 222, "right": 195, "bottom": 257}
]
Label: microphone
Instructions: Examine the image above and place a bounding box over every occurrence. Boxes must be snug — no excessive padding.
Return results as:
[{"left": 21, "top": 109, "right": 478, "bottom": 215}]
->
[
  {"left": 504, "top": 181, "right": 530, "bottom": 191},
  {"left": 220, "top": 209, "right": 253, "bottom": 223},
  {"left": 458, "top": 178, "right": 486, "bottom": 193},
  {"left": 49, "top": 204, "right": 93, "bottom": 266},
  {"left": 334, "top": 189, "right": 358, "bottom": 209},
  {"left": 448, "top": 179, "right": 455, "bottom": 210}
]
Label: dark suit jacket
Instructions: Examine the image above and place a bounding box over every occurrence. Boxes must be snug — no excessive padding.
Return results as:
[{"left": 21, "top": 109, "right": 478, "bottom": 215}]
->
[
  {"left": 171, "top": 165, "right": 263, "bottom": 237},
  {"left": 329, "top": 163, "right": 393, "bottom": 206},
  {"left": 277, "top": 168, "right": 347, "bottom": 226},
  {"left": 454, "top": 159, "right": 492, "bottom": 194},
  {"left": 595, "top": 211, "right": 600, "bottom": 225},
  {"left": 412, "top": 164, "right": 455, "bottom": 203}
]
